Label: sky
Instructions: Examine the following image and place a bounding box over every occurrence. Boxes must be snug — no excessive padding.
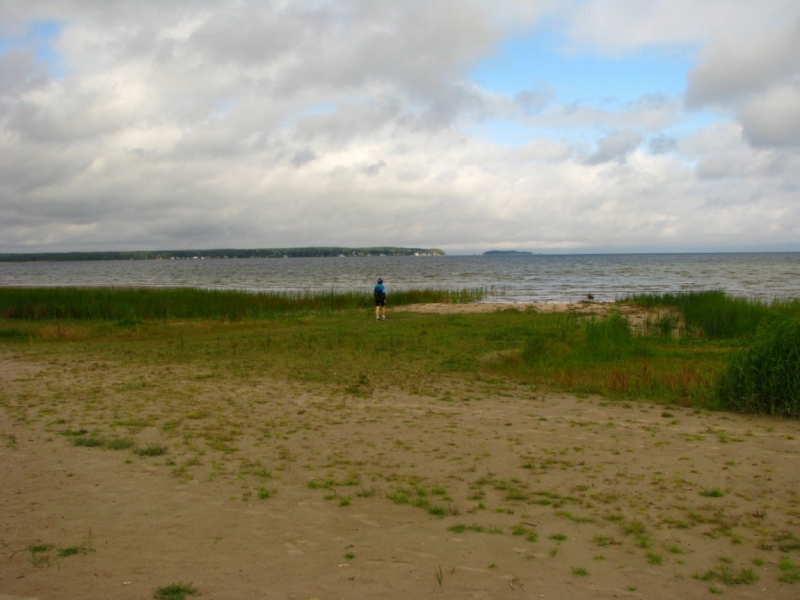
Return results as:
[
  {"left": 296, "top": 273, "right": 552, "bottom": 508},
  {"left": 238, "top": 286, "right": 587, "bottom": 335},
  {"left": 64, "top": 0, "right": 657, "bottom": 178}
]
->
[{"left": 0, "top": 0, "right": 799, "bottom": 254}]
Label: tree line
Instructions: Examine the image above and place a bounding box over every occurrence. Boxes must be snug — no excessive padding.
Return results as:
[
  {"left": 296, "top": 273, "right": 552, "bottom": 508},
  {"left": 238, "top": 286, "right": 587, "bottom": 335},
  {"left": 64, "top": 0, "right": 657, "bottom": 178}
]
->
[{"left": 0, "top": 247, "right": 445, "bottom": 262}]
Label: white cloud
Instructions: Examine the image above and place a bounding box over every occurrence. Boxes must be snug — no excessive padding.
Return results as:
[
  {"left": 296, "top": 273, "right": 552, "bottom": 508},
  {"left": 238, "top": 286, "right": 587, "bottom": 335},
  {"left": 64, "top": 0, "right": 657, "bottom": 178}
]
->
[{"left": 0, "top": 0, "right": 798, "bottom": 252}]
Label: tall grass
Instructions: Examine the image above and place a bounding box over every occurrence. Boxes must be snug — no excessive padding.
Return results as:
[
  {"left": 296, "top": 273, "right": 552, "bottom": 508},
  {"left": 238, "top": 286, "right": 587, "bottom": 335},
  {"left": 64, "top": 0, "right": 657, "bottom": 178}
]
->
[
  {"left": 511, "top": 312, "right": 717, "bottom": 404},
  {"left": 0, "top": 286, "right": 485, "bottom": 321},
  {"left": 715, "top": 316, "right": 800, "bottom": 417},
  {"left": 522, "top": 313, "right": 650, "bottom": 366},
  {"left": 626, "top": 290, "right": 800, "bottom": 339}
]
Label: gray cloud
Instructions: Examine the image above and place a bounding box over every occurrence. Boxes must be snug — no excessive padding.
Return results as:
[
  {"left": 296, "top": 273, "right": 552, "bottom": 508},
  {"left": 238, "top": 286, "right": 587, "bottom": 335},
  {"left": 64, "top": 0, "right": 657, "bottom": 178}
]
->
[
  {"left": 686, "top": 19, "right": 800, "bottom": 106},
  {"left": 0, "top": 50, "right": 48, "bottom": 96},
  {"left": 739, "top": 84, "right": 800, "bottom": 148},
  {"left": 687, "top": 15, "right": 800, "bottom": 149},
  {"left": 291, "top": 149, "right": 317, "bottom": 167},
  {"left": 647, "top": 134, "right": 677, "bottom": 155},
  {"left": 586, "top": 129, "right": 642, "bottom": 164}
]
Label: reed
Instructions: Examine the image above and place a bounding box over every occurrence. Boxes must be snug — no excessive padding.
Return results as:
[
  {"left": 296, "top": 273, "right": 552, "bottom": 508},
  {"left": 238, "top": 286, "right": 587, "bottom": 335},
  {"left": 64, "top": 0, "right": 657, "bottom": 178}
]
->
[
  {"left": 714, "top": 315, "right": 800, "bottom": 417},
  {"left": 0, "top": 286, "right": 485, "bottom": 321},
  {"left": 625, "top": 290, "right": 800, "bottom": 339}
]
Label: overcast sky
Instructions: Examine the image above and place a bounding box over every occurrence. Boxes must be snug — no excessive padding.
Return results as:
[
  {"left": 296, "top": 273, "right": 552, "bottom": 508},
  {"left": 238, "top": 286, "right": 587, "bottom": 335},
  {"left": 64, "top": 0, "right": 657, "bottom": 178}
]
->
[{"left": 1, "top": 0, "right": 799, "bottom": 253}]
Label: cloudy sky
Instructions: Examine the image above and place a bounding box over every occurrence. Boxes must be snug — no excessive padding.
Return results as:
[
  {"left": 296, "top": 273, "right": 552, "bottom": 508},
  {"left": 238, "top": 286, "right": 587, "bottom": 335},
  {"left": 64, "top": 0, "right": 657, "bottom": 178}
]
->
[{"left": 1, "top": 0, "right": 799, "bottom": 253}]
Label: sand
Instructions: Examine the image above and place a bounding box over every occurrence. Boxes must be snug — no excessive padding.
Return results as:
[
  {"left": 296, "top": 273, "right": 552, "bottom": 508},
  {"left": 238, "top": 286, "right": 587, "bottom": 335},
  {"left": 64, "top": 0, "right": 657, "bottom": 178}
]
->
[{"left": 1, "top": 313, "right": 800, "bottom": 599}]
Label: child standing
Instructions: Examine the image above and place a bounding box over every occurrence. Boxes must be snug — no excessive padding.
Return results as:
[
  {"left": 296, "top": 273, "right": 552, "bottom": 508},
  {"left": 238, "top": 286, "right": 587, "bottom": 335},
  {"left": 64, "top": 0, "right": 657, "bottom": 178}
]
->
[{"left": 374, "top": 278, "right": 386, "bottom": 321}]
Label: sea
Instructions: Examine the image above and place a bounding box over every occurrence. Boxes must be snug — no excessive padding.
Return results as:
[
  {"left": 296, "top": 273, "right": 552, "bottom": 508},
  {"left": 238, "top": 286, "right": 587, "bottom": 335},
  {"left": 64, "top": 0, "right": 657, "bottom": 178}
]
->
[{"left": 0, "top": 253, "right": 798, "bottom": 304}]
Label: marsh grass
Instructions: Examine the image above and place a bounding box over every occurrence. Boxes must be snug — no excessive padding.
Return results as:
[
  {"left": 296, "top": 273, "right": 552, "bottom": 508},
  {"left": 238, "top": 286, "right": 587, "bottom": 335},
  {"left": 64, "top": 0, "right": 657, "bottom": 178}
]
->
[
  {"left": 499, "top": 311, "right": 723, "bottom": 404},
  {"left": 3, "top": 288, "right": 796, "bottom": 410},
  {"left": 0, "top": 286, "right": 485, "bottom": 321},
  {"left": 714, "top": 315, "right": 800, "bottom": 416},
  {"left": 627, "top": 290, "right": 800, "bottom": 339}
]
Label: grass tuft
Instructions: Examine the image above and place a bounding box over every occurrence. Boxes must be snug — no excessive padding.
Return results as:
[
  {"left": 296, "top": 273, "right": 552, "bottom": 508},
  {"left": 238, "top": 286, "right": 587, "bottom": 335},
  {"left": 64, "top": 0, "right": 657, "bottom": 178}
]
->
[
  {"left": 153, "top": 583, "right": 198, "bottom": 600},
  {"left": 136, "top": 443, "right": 168, "bottom": 457}
]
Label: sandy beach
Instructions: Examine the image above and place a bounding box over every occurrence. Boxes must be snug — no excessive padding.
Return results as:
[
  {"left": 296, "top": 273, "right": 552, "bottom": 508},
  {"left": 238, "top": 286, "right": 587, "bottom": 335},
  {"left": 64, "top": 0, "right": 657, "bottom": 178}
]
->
[{"left": 2, "top": 322, "right": 799, "bottom": 599}]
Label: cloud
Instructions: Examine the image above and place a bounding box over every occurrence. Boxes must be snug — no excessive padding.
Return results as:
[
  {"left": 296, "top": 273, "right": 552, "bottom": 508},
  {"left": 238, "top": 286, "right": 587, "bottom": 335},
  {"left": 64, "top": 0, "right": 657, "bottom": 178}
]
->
[
  {"left": 0, "top": 0, "right": 798, "bottom": 253},
  {"left": 586, "top": 129, "right": 642, "bottom": 164},
  {"left": 0, "top": 50, "right": 48, "bottom": 96},
  {"left": 647, "top": 134, "right": 676, "bottom": 155},
  {"left": 526, "top": 94, "right": 681, "bottom": 131},
  {"left": 686, "top": 13, "right": 800, "bottom": 149},
  {"left": 686, "top": 19, "right": 800, "bottom": 106},
  {"left": 291, "top": 149, "right": 317, "bottom": 168},
  {"left": 559, "top": 0, "right": 794, "bottom": 54},
  {"left": 739, "top": 84, "right": 800, "bottom": 148}
]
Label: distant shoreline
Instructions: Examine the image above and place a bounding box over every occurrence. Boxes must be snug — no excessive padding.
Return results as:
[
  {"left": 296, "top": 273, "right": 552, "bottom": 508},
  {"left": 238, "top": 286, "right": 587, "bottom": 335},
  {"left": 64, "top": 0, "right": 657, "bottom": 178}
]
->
[{"left": 0, "top": 246, "right": 445, "bottom": 263}]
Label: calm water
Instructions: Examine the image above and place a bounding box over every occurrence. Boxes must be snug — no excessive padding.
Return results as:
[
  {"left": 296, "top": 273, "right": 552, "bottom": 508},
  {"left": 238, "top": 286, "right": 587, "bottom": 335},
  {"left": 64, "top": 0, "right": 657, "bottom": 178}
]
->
[{"left": 0, "top": 253, "right": 798, "bottom": 303}]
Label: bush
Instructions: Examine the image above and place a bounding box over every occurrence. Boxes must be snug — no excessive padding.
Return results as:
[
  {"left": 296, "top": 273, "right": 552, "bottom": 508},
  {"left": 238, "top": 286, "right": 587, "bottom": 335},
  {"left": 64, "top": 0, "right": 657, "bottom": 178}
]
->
[{"left": 715, "top": 315, "right": 800, "bottom": 416}]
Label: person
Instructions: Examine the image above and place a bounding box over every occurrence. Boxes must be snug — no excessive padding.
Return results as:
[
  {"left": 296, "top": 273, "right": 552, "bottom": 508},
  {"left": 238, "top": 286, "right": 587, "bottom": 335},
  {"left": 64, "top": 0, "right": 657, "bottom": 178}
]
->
[{"left": 374, "top": 277, "right": 386, "bottom": 321}]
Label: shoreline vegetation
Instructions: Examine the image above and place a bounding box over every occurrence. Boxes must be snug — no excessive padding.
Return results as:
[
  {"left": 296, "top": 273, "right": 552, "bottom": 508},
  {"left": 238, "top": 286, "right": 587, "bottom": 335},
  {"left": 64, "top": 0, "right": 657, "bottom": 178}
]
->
[
  {"left": 0, "top": 246, "right": 445, "bottom": 263},
  {"left": 0, "top": 287, "right": 797, "bottom": 417}
]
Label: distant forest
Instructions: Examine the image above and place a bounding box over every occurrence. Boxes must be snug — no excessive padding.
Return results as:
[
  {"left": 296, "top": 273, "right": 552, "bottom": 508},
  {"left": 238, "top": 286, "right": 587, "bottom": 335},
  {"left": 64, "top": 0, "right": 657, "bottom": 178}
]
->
[{"left": 0, "top": 247, "right": 445, "bottom": 262}]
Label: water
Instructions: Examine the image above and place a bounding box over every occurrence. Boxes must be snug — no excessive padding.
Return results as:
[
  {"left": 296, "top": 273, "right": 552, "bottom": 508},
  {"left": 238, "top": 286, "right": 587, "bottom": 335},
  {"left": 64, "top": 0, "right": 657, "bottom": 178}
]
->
[{"left": 0, "top": 253, "right": 798, "bottom": 303}]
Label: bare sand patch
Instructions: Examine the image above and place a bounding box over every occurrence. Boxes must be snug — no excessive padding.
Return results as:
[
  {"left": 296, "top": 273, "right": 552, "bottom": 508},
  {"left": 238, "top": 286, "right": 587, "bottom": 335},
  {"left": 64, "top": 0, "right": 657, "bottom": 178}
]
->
[
  {"left": 2, "top": 352, "right": 799, "bottom": 599},
  {"left": 399, "top": 301, "right": 602, "bottom": 314},
  {"left": 399, "top": 301, "right": 674, "bottom": 329}
]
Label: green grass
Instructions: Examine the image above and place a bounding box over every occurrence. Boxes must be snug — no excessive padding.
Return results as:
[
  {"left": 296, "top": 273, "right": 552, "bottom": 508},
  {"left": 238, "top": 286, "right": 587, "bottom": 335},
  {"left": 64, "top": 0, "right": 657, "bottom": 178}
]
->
[
  {"left": 714, "top": 315, "right": 800, "bottom": 416},
  {"left": 27, "top": 544, "right": 53, "bottom": 568},
  {"left": 0, "top": 286, "right": 485, "bottom": 321},
  {"left": 4, "top": 288, "right": 799, "bottom": 412},
  {"left": 694, "top": 566, "right": 759, "bottom": 585},
  {"left": 447, "top": 524, "right": 502, "bottom": 534},
  {"left": 72, "top": 436, "right": 105, "bottom": 448},
  {"left": 646, "top": 551, "right": 662, "bottom": 565},
  {"left": 107, "top": 437, "right": 136, "bottom": 450},
  {"left": 627, "top": 290, "right": 800, "bottom": 339},
  {"left": 136, "top": 443, "right": 168, "bottom": 457},
  {"left": 153, "top": 583, "right": 198, "bottom": 600}
]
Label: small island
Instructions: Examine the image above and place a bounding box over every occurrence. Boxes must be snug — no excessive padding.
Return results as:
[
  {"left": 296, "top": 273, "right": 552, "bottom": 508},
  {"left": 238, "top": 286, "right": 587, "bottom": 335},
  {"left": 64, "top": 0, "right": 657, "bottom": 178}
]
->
[{"left": 483, "top": 250, "right": 533, "bottom": 256}]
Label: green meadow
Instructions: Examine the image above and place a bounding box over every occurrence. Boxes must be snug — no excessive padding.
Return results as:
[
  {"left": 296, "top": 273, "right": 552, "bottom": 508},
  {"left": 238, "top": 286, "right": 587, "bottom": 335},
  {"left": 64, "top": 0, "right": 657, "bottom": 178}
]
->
[{"left": 1, "top": 287, "right": 797, "bottom": 415}]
